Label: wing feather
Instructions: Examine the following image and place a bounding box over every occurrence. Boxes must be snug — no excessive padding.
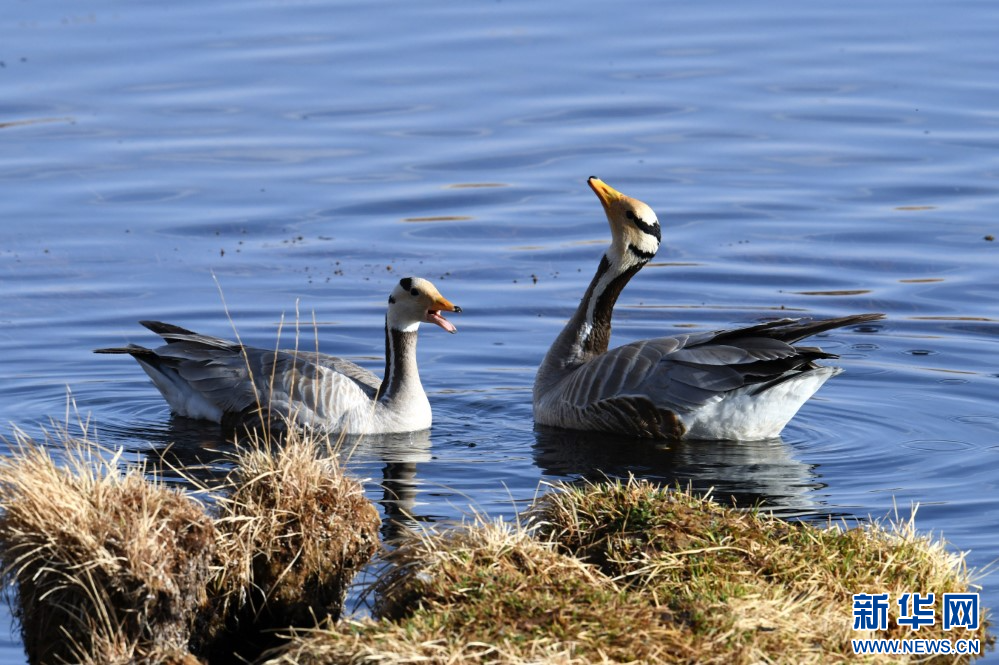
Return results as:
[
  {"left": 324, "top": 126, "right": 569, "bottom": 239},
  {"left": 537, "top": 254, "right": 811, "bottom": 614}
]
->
[
  {"left": 545, "top": 316, "right": 869, "bottom": 422},
  {"left": 139, "top": 339, "right": 380, "bottom": 423}
]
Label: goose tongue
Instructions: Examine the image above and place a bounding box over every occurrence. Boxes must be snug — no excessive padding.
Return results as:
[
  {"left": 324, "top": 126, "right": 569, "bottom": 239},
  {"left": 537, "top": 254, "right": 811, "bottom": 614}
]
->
[{"left": 425, "top": 310, "right": 457, "bottom": 334}]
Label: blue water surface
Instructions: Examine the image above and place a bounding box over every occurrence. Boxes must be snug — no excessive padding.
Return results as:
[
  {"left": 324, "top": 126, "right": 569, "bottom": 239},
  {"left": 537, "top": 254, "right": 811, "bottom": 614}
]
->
[{"left": 2, "top": 0, "right": 998, "bottom": 661}]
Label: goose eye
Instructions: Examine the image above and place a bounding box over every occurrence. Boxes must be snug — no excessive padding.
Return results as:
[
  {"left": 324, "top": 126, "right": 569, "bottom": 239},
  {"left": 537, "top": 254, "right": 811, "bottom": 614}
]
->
[
  {"left": 410, "top": 288, "right": 419, "bottom": 296},
  {"left": 626, "top": 210, "right": 636, "bottom": 220}
]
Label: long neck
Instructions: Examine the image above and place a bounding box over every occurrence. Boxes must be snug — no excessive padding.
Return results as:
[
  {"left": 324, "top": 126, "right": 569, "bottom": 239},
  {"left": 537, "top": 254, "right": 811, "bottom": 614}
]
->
[
  {"left": 377, "top": 321, "right": 423, "bottom": 403},
  {"left": 537, "top": 253, "right": 644, "bottom": 384}
]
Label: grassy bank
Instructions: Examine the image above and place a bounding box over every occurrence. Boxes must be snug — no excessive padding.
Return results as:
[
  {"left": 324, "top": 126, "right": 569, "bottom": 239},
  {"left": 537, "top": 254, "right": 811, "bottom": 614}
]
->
[
  {"left": 0, "top": 426, "right": 991, "bottom": 664},
  {"left": 272, "top": 479, "right": 992, "bottom": 664}
]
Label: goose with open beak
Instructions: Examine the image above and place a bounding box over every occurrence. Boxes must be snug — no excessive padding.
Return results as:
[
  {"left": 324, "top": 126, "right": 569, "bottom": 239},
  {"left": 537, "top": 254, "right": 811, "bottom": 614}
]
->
[
  {"left": 532, "top": 177, "right": 883, "bottom": 440},
  {"left": 97, "top": 277, "right": 461, "bottom": 435}
]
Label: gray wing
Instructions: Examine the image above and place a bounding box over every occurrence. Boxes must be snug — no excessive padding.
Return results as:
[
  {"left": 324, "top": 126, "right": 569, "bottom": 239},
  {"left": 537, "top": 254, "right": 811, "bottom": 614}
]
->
[
  {"left": 101, "top": 321, "right": 382, "bottom": 425},
  {"left": 166, "top": 345, "right": 379, "bottom": 418},
  {"left": 554, "top": 314, "right": 881, "bottom": 415},
  {"left": 552, "top": 331, "right": 774, "bottom": 416}
]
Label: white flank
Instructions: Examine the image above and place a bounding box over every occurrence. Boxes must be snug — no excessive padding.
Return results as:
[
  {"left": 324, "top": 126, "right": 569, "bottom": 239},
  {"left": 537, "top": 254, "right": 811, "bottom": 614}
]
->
[{"left": 680, "top": 367, "right": 841, "bottom": 440}]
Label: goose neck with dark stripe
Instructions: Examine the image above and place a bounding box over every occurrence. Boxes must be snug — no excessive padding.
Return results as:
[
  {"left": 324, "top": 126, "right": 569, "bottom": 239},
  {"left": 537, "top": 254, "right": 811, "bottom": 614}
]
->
[
  {"left": 537, "top": 248, "right": 649, "bottom": 385},
  {"left": 378, "top": 322, "right": 422, "bottom": 403},
  {"left": 534, "top": 177, "right": 661, "bottom": 399}
]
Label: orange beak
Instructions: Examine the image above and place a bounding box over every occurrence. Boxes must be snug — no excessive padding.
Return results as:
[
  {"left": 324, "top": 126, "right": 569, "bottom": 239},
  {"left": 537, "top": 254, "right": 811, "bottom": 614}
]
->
[
  {"left": 425, "top": 296, "right": 461, "bottom": 334},
  {"left": 587, "top": 176, "right": 625, "bottom": 213}
]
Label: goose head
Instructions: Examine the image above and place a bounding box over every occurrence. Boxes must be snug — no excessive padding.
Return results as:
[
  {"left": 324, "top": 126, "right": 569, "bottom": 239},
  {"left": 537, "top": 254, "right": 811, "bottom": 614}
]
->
[
  {"left": 588, "top": 176, "right": 661, "bottom": 268},
  {"left": 387, "top": 277, "right": 461, "bottom": 333}
]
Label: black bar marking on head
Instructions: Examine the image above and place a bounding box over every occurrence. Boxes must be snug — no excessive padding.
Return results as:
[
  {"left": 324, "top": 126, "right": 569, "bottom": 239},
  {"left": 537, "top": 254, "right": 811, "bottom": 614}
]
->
[
  {"left": 632, "top": 216, "right": 661, "bottom": 242},
  {"left": 628, "top": 244, "right": 656, "bottom": 261}
]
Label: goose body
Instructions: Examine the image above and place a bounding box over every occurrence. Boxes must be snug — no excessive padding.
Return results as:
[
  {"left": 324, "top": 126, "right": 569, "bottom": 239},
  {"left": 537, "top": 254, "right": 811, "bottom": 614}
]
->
[
  {"left": 533, "top": 177, "right": 883, "bottom": 441},
  {"left": 97, "top": 277, "right": 460, "bottom": 435}
]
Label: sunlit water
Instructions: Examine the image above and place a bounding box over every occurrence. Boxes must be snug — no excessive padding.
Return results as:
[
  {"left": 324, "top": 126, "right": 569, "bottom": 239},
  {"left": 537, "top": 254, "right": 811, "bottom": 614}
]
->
[{"left": 2, "top": 0, "right": 998, "bottom": 661}]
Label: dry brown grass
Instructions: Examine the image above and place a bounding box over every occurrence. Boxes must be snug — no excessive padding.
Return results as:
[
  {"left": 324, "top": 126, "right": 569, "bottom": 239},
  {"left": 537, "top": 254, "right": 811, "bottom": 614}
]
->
[
  {"left": 528, "top": 479, "right": 992, "bottom": 663},
  {"left": 271, "top": 518, "right": 691, "bottom": 665},
  {"left": 0, "top": 407, "right": 991, "bottom": 665},
  {"left": 268, "top": 478, "right": 993, "bottom": 665},
  {"left": 0, "top": 426, "right": 215, "bottom": 664},
  {"left": 196, "top": 426, "right": 381, "bottom": 661},
  {"left": 0, "top": 421, "right": 381, "bottom": 664}
]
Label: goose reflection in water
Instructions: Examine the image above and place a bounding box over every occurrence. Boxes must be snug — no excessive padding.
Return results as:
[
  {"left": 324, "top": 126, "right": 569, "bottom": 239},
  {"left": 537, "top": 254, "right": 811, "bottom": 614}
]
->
[
  {"left": 117, "top": 414, "right": 237, "bottom": 485},
  {"left": 105, "top": 410, "right": 832, "bottom": 535},
  {"left": 532, "top": 426, "right": 828, "bottom": 519},
  {"left": 112, "top": 416, "right": 434, "bottom": 544},
  {"left": 339, "top": 430, "right": 433, "bottom": 543}
]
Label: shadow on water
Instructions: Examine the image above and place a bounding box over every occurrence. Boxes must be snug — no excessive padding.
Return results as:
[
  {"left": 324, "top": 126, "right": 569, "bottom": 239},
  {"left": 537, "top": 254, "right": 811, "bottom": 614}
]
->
[
  {"left": 533, "top": 426, "right": 844, "bottom": 521},
  {"left": 101, "top": 415, "right": 235, "bottom": 485}
]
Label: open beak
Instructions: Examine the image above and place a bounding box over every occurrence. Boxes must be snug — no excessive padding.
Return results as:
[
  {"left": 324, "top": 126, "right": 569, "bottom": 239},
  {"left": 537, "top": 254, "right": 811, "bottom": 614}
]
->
[
  {"left": 425, "top": 296, "right": 461, "bottom": 334},
  {"left": 588, "top": 176, "right": 624, "bottom": 213}
]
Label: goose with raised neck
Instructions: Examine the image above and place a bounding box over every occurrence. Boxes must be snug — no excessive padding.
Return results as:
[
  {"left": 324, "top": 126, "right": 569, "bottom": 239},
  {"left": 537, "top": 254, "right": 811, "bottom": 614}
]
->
[{"left": 533, "top": 177, "right": 883, "bottom": 440}]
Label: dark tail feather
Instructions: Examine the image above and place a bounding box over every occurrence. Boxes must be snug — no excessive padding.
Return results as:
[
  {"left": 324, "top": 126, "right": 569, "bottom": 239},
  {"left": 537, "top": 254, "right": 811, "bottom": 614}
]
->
[
  {"left": 713, "top": 313, "right": 883, "bottom": 346},
  {"left": 94, "top": 322, "right": 197, "bottom": 354},
  {"left": 94, "top": 343, "right": 153, "bottom": 356},
  {"left": 94, "top": 321, "right": 199, "bottom": 354},
  {"left": 140, "top": 320, "right": 199, "bottom": 338},
  {"left": 139, "top": 320, "right": 237, "bottom": 350},
  {"left": 772, "top": 312, "right": 885, "bottom": 344}
]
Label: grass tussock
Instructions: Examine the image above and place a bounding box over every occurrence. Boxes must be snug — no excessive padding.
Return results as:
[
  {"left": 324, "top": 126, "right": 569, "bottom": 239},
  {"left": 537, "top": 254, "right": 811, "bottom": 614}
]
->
[
  {"left": 529, "top": 479, "right": 991, "bottom": 661},
  {"left": 0, "top": 428, "right": 215, "bottom": 665},
  {"left": 198, "top": 427, "right": 380, "bottom": 660},
  {"left": 272, "top": 519, "right": 691, "bottom": 665},
  {"left": 0, "top": 423, "right": 381, "bottom": 665},
  {"left": 270, "top": 478, "right": 992, "bottom": 665}
]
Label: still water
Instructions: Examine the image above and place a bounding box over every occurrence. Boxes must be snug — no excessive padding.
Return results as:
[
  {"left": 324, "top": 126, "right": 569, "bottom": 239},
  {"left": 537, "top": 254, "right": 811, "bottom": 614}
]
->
[{"left": 2, "top": 0, "right": 998, "bottom": 660}]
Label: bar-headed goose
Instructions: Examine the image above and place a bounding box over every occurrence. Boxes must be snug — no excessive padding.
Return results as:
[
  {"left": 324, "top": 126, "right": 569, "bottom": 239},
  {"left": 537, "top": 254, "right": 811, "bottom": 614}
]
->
[
  {"left": 533, "top": 177, "right": 883, "bottom": 440},
  {"left": 97, "top": 277, "right": 460, "bottom": 435}
]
